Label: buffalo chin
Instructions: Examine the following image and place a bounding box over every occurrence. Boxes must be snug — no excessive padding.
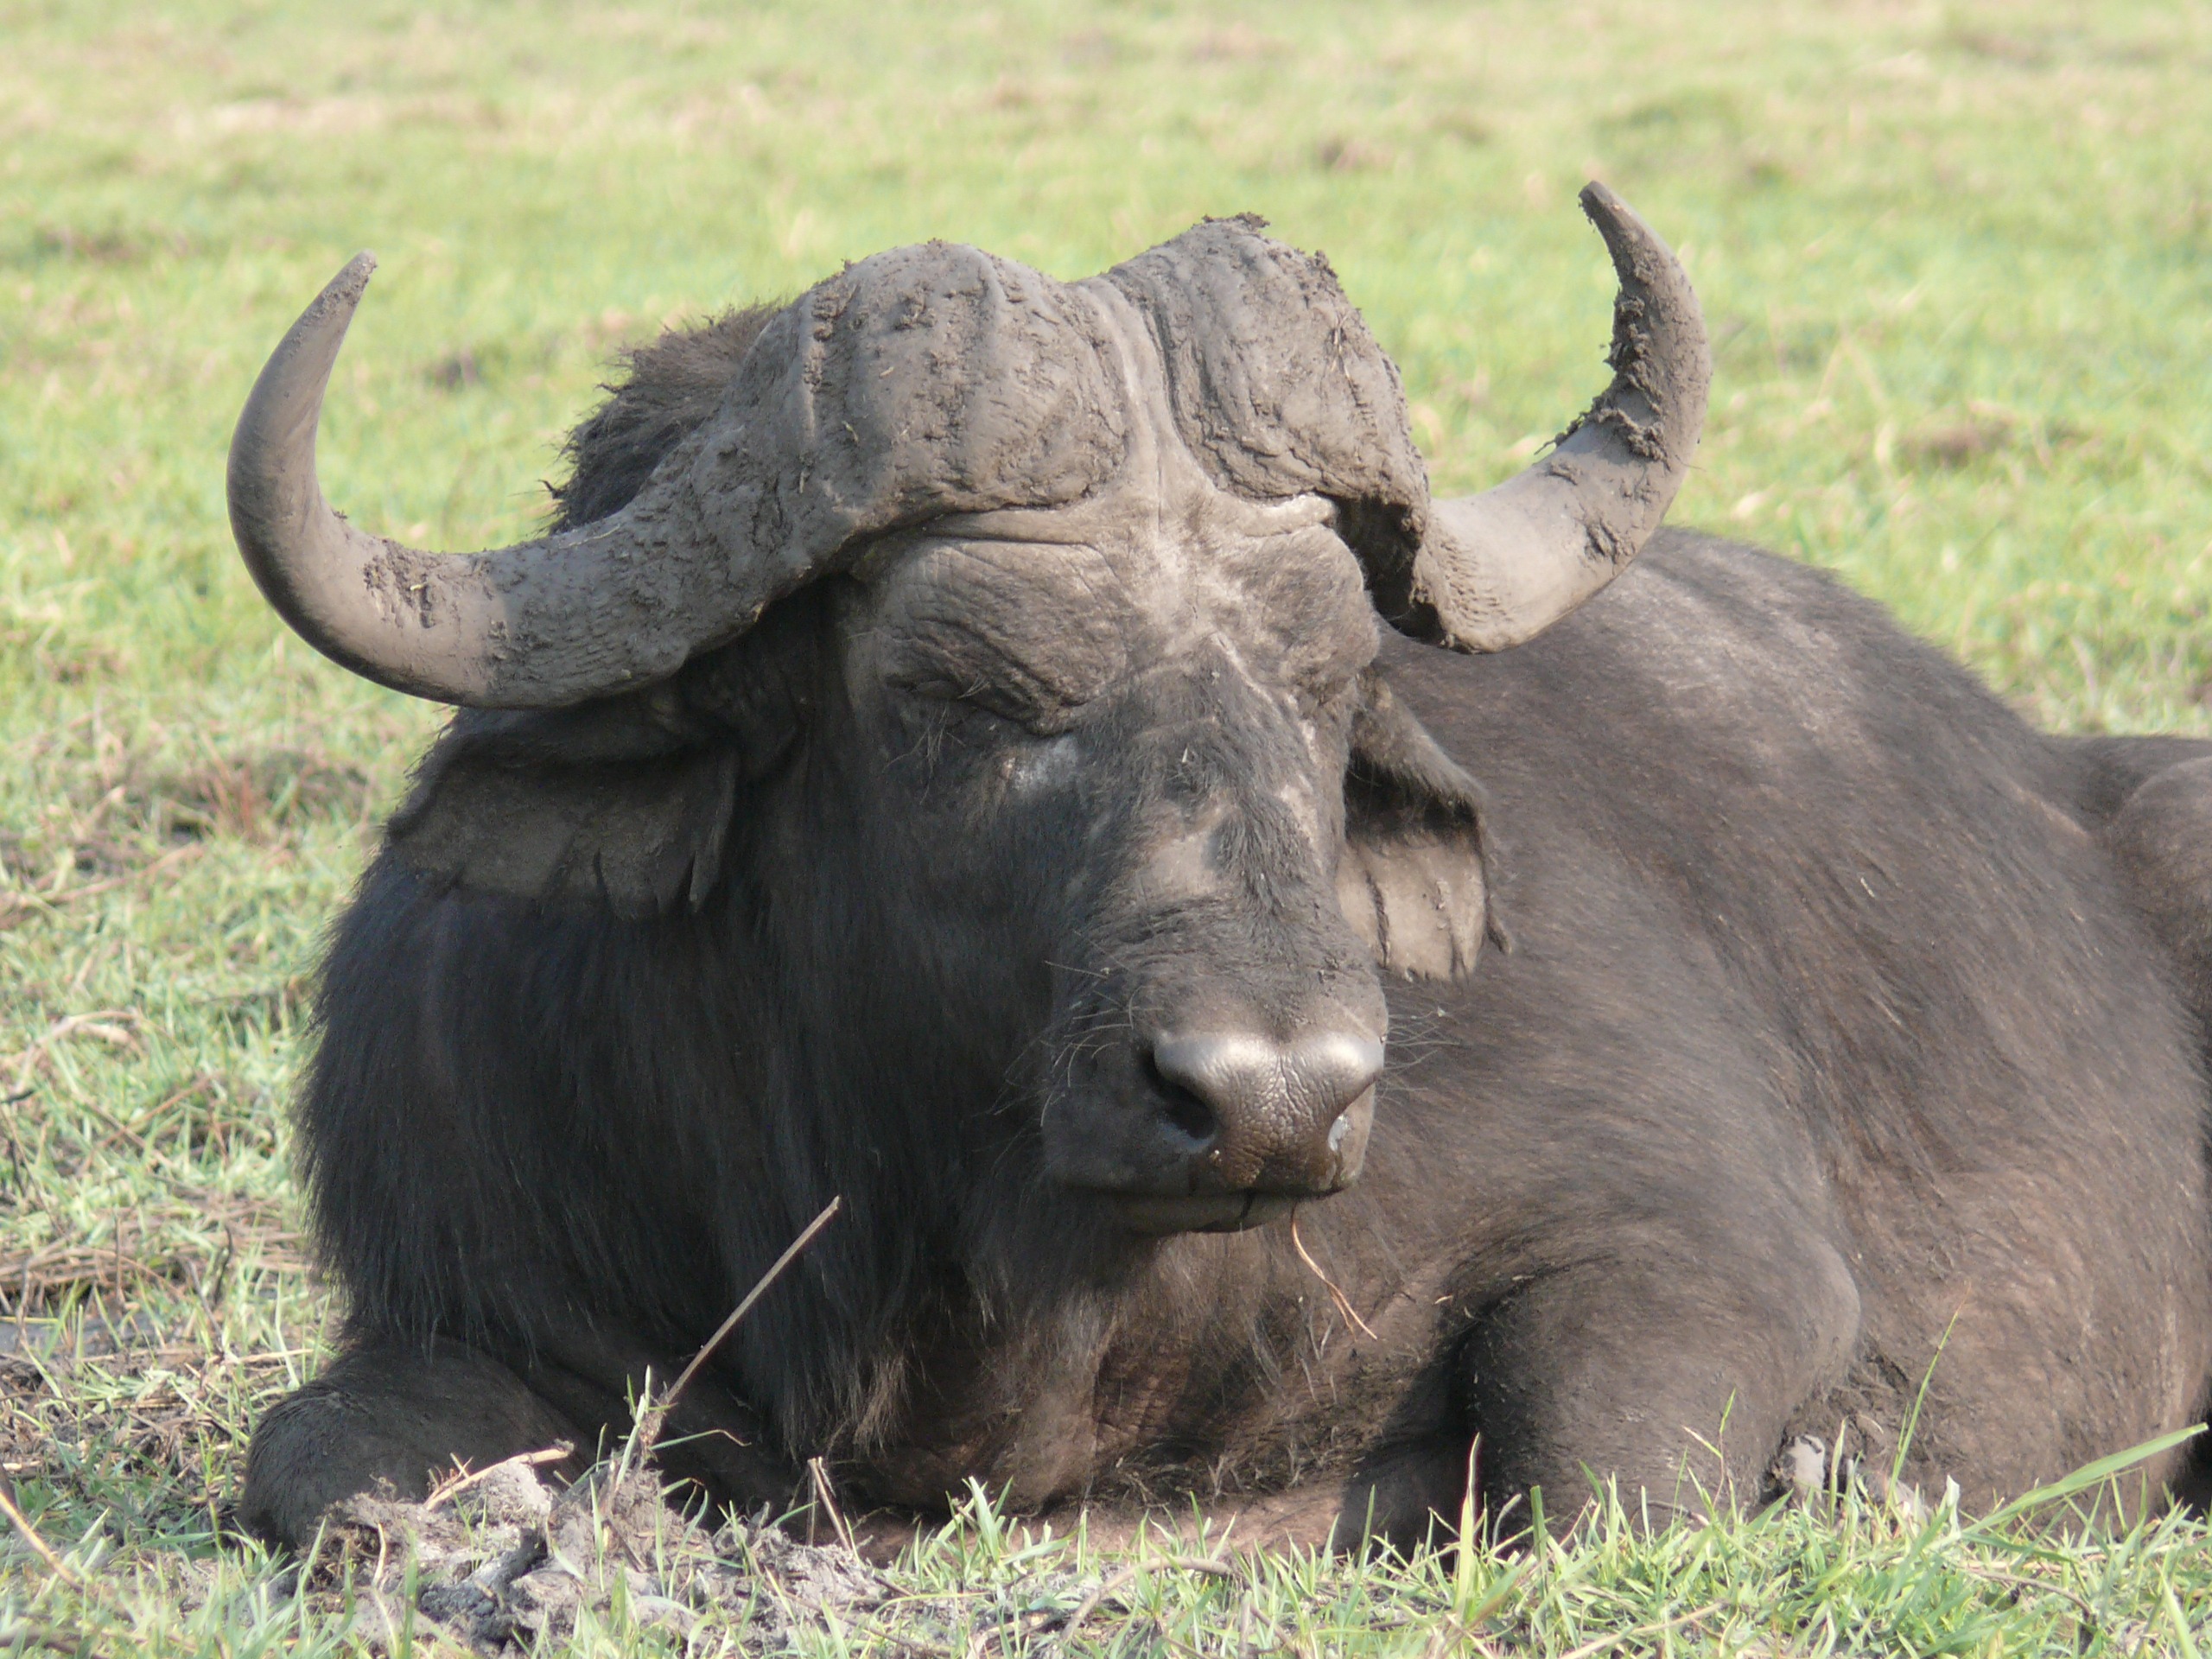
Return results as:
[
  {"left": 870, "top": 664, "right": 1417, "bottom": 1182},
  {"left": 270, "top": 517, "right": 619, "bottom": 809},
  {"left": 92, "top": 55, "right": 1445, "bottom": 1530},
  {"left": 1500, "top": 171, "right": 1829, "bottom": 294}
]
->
[{"left": 1103, "top": 1191, "right": 1305, "bottom": 1236}]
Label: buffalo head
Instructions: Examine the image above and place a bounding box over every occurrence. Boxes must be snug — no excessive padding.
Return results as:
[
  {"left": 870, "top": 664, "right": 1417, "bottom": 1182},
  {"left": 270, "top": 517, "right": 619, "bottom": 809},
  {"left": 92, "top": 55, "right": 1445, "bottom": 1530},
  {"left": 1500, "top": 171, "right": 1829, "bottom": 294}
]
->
[{"left": 228, "top": 188, "right": 1707, "bottom": 1240}]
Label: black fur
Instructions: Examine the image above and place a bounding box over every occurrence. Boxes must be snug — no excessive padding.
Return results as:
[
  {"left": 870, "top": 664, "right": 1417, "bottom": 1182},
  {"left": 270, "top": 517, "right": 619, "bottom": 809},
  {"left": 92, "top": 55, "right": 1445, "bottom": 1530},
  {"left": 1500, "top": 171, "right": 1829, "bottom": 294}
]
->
[
  {"left": 547, "top": 307, "right": 777, "bottom": 531},
  {"left": 240, "top": 321, "right": 2212, "bottom": 1550}
]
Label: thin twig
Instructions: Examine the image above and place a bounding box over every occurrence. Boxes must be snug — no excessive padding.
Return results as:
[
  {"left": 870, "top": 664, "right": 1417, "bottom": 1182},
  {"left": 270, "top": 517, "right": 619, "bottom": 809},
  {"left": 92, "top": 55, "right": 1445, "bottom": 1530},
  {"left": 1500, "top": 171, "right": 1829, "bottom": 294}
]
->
[
  {"left": 423, "top": 1444, "right": 574, "bottom": 1512},
  {"left": 0, "top": 843, "right": 201, "bottom": 933},
  {"left": 1, "top": 1011, "right": 147, "bottom": 1103},
  {"left": 1421, "top": 1619, "right": 1510, "bottom": 1659},
  {"left": 1952, "top": 1562, "right": 2101, "bottom": 1621},
  {"left": 1062, "top": 1563, "right": 1140, "bottom": 1642},
  {"left": 1059, "top": 1556, "right": 1235, "bottom": 1645},
  {"left": 0, "top": 1624, "right": 110, "bottom": 1658},
  {"left": 0, "top": 1482, "right": 86, "bottom": 1592},
  {"left": 807, "top": 1455, "right": 858, "bottom": 1554},
  {"left": 1288, "top": 1209, "right": 1377, "bottom": 1341},
  {"left": 639, "top": 1196, "right": 842, "bottom": 1454},
  {"left": 1165, "top": 1556, "right": 1236, "bottom": 1579}
]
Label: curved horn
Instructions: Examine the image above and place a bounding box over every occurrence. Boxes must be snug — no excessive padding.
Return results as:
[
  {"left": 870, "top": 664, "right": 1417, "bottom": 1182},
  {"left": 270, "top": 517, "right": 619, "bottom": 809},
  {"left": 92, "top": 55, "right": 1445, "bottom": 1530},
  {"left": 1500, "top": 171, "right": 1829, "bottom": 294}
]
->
[
  {"left": 229, "top": 245, "right": 1127, "bottom": 709},
  {"left": 1404, "top": 183, "right": 1710, "bottom": 652},
  {"left": 227, "top": 255, "right": 740, "bottom": 709}
]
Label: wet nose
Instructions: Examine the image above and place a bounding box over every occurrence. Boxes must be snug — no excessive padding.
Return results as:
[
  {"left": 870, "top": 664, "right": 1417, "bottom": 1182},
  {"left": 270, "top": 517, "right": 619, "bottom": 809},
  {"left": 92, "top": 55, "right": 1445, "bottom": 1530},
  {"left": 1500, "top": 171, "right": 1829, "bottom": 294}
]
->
[{"left": 1149, "top": 1028, "right": 1384, "bottom": 1192}]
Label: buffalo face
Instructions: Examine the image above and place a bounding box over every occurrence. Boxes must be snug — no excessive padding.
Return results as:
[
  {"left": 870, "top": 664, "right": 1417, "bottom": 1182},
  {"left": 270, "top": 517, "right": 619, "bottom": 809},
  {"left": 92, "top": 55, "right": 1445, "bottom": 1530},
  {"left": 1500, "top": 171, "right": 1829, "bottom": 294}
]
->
[{"left": 835, "top": 486, "right": 1391, "bottom": 1231}]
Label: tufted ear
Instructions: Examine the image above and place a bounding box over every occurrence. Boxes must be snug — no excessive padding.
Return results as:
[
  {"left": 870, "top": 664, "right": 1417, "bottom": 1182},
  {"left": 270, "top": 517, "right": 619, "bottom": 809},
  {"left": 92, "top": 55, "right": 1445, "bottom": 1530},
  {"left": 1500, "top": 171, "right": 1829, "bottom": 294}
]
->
[
  {"left": 1337, "top": 671, "right": 1507, "bottom": 982},
  {"left": 383, "top": 601, "right": 817, "bottom": 917},
  {"left": 383, "top": 703, "right": 737, "bottom": 918}
]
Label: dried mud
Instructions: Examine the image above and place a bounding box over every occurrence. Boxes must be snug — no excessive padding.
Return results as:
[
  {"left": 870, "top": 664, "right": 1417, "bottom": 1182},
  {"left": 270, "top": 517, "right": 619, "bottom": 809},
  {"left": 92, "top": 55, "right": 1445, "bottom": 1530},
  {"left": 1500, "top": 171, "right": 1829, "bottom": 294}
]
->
[{"left": 301, "top": 1451, "right": 1121, "bottom": 1655}]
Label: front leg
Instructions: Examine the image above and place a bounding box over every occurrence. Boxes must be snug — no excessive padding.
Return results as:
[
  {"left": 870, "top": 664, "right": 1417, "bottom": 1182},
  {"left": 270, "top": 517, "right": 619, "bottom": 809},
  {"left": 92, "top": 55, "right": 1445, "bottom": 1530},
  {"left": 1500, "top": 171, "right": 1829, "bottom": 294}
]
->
[
  {"left": 1462, "top": 1236, "right": 1862, "bottom": 1529},
  {"left": 241, "top": 1326, "right": 802, "bottom": 1549},
  {"left": 240, "top": 1336, "right": 584, "bottom": 1548}
]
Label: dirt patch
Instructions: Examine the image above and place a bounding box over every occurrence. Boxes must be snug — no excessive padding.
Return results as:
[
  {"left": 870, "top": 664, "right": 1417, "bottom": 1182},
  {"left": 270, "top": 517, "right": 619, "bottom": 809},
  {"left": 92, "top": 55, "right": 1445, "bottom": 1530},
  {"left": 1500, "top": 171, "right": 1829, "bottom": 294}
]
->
[
  {"left": 0, "top": 1239, "right": 202, "bottom": 1315},
  {"left": 424, "top": 348, "right": 486, "bottom": 391},
  {"left": 1894, "top": 402, "right": 2088, "bottom": 473},
  {"left": 0, "top": 744, "right": 370, "bottom": 932},
  {"left": 1189, "top": 24, "right": 1285, "bottom": 61},
  {"left": 308, "top": 1456, "right": 981, "bottom": 1654},
  {"left": 0, "top": 845, "right": 200, "bottom": 931},
  {"left": 295, "top": 1446, "right": 1269, "bottom": 1656},
  {"left": 1901, "top": 416, "right": 2014, "bottom": 468},
  {"left": 1313, "top": 135, "right": 1395, "bottom": 173},
  {"left": 28, "top": 223, "right": 194, "bottom": 266}
]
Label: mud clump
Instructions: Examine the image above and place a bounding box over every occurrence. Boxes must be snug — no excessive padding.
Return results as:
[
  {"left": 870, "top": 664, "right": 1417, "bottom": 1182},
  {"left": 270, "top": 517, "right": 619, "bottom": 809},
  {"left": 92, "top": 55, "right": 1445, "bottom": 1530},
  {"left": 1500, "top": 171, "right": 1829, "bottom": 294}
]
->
[{"left": 315, "top": 1453, "right": 896, "bottom": 1654}]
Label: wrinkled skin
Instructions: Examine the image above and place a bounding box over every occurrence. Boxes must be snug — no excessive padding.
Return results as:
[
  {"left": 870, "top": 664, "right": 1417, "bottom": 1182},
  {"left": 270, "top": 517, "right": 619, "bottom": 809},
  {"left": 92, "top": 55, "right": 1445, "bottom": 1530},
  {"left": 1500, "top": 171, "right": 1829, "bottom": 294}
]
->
[{"left": 238, "top": 229, "right": 2212, "bottom": 1553}]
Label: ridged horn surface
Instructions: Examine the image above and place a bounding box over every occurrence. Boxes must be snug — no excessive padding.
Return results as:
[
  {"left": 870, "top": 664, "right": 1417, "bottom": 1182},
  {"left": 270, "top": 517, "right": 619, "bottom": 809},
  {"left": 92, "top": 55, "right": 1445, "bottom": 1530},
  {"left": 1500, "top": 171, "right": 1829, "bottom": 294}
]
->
[
  {"left": 1406, "top": 182, "right": 1710, "bottom": 652},
  {"left": 227, "top": 255, "right": 750, "bottom": 708}
]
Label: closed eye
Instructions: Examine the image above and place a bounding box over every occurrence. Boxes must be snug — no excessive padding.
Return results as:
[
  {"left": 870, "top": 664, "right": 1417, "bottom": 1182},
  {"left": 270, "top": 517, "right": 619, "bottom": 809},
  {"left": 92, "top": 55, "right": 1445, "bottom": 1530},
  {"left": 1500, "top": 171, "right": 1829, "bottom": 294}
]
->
[
  {"left": 889, "top": 672, "right": 1077, "bottom": 741},
  {"left": 887, "top": 645, "right": 1087, "bottom": 736}
]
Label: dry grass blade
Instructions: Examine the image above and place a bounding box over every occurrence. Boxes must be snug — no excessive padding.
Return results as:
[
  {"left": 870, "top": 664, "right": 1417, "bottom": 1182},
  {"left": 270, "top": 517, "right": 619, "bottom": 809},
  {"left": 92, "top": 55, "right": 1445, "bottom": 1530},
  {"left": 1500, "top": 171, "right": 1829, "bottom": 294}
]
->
[
  {"left": 0, "top": 1480, "right": 89, "bottom": 1594},
  {"left": 1060, "top": 1561, "right": 1140, "bottom": 1643},
  {"left": 808, "top": 1453, "right": 859, "bottom": 1554},
  {"left": 1289, "top": 1209, "right": 1378, "bottom": 1341},
  {"left": 2, "top": 1012, "right": 145, "bottom": 1092},
  {"left": 1421, "top": 1619, "right": 1508, "bottom": 1659},
  {"left": 1554, "top": 1600, "right": 1723, "bottom": 1659},
  {"left": 0, "top": 1628, "right": 110, "bottom": 1659},
  {"left": 0, "top": 1243, "right": 178, "bottom": 1313},
  {"left": 1059, "top": 1555, "right": 1236, "bottom": 1645},
  {"left": 638, "top": 1195, "right": 842, "bottom": 1453},
  {"left": 0, "top": 844, "right": 201, "bottom": 935},
  {"left": 0, "top": 1210, "right": 307, "bottom": 1317},
  {"left": 422, "top": 1443, "right": 574, "bottom": 1512}
]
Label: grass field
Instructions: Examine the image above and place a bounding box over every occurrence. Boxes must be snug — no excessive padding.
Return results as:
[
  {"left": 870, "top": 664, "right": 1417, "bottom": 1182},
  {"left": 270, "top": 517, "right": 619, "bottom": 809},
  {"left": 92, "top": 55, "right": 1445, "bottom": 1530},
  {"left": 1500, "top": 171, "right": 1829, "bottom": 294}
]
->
[{"left": 3, "top": 0, "right": 2212, "bottom": 1651}]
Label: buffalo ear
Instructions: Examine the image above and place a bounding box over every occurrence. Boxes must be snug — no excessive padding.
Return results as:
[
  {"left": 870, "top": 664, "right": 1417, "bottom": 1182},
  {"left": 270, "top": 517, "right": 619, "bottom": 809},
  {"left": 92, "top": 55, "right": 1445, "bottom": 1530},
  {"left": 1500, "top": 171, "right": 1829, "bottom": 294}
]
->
[
  {"left": 385, "top": 607, "right": 817, "bottom": 917},
  {"left": 385, "top": 696, "right": 743, "bottom": 918},
  {"left": 1338, "top": 670, "right": 1506, "bottom": 981}
]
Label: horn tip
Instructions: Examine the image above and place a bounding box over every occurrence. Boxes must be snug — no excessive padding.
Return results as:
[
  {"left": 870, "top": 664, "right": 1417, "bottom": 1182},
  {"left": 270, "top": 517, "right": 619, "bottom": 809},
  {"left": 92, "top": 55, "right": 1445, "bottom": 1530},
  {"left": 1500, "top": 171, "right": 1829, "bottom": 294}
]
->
[
  {"left": 322, "top": 251, "right": 378, "bottom": 311},
  {"left": 292, "top": 253, "right": 379, "bottom": 336},
  {"left": 1576, "top": 180, "right": 1636, "bottom": 236}
]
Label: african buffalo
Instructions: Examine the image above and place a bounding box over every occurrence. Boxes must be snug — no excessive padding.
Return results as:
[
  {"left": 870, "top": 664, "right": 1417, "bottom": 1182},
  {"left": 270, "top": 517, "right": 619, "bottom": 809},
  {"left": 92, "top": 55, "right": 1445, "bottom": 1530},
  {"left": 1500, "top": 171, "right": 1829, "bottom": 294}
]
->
[{"left": 229, "top": 187, "right": 2212, "bottom": 1550}]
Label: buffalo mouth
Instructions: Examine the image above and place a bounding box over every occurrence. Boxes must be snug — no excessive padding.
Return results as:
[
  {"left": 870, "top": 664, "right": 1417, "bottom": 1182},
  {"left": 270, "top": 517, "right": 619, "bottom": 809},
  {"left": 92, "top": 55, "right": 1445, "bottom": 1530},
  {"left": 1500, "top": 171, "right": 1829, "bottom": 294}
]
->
[{"left": 1106, "top": 1191, "right": 1302, "bottom": 1236}]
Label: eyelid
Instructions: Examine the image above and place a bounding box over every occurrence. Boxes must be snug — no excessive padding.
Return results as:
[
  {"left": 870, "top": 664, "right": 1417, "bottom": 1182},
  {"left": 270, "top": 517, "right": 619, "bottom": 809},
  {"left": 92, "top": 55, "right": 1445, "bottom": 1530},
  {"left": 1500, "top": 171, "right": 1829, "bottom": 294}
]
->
[{"left": 890, "top": 672, "right": 1078, "bottom": 738}]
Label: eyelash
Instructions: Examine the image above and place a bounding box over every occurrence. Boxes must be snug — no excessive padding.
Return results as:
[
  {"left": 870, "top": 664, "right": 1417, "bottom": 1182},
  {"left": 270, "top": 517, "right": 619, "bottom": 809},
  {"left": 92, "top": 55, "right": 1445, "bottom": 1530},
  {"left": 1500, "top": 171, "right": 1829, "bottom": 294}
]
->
[{"left": 891, "top": 686, "right": 1031, "bottom": 755}]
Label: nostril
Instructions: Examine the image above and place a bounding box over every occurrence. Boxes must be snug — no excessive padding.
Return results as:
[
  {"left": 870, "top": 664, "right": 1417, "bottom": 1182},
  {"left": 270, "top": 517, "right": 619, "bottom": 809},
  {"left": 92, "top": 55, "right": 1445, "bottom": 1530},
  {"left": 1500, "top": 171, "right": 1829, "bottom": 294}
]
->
[
  {"left": 1160, "top": 1084, "right": 1217, "bottom": 1147},
  {"left": 1143, "top": 1049, "right": 1219, "bottom": 1146}
]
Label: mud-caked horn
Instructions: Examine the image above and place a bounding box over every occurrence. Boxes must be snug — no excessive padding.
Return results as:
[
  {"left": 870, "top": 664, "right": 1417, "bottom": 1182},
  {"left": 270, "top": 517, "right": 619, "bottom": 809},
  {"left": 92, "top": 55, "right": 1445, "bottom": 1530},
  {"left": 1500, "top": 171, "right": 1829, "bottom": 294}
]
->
[
  {"left": 227, "top": 244, "right": 1127, "bottom": 709},
  {"left": 227, "top": 254, "right": 733, "bottom": 708},
  {"left": 1402, "top": 183, "right": 1710, "bottom": 652}
]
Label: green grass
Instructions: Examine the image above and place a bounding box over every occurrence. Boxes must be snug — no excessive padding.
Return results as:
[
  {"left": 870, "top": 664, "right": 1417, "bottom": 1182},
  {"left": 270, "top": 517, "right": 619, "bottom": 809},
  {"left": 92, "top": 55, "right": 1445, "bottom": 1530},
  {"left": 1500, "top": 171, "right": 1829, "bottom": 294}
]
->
[{"left": 3, "top": 0, "right": 2211, "bottom": 1650}]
